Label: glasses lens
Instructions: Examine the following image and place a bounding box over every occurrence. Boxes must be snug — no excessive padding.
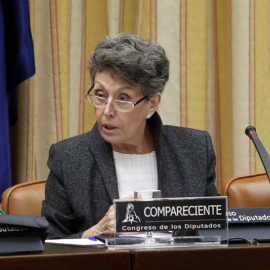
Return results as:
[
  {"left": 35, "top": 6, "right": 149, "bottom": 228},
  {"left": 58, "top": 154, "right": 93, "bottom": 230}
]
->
[
  {"left": 91, "top": 95, "right": 106, "bottom": 107},
  {"left": 113, "top": 100, "right": 133, "bottom": 112},
  {"left": 89, "top": 95, "right": 133, "bottom": 112}
]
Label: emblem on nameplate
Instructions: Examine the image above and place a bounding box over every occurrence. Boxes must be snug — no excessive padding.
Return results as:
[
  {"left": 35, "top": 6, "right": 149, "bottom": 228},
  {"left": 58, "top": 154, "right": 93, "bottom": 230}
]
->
[{"left": 122, "top": 203, "right": 141, "bottom": 224}]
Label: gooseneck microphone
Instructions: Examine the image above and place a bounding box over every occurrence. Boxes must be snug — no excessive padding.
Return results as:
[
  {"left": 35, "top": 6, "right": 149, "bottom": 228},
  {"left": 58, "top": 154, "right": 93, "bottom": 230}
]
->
[{"left": 245, "top": 126, "right": 270, "bottom": 183}]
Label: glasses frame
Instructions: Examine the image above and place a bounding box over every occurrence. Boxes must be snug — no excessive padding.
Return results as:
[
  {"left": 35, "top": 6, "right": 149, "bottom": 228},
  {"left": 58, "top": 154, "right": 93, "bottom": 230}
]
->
[{"left": 85, "top": 86, "right": 148, "bottom": 112}]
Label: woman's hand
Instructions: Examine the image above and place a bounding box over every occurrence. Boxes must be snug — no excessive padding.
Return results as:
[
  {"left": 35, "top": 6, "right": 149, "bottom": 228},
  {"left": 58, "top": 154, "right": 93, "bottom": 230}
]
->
[{"left": 82, "top": 194, "right": 134, "bottom": 238}]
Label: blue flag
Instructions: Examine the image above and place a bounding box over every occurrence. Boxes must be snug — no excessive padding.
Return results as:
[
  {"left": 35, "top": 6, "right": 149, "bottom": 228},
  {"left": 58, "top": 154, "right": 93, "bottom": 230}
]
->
[{"left": 0, "top": 0, "right": 35, "bottom": 202}]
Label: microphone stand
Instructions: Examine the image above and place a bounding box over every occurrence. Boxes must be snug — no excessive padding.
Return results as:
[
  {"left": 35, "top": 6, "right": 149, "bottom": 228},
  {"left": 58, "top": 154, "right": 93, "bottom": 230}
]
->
[{"left": 245, "top": 126, "right": 270, "bottom": 183}]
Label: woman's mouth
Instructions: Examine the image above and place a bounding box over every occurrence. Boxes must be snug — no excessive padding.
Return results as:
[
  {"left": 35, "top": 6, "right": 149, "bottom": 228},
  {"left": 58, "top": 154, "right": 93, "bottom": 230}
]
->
[{"left": 102, "top": 124, "right": 119, "bottom": 133}]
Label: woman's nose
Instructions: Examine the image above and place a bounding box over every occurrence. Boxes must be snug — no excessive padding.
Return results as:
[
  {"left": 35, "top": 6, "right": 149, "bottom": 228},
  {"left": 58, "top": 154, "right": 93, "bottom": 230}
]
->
[{"left": 103, "top": 100, "right": 116, "bottom": 117}]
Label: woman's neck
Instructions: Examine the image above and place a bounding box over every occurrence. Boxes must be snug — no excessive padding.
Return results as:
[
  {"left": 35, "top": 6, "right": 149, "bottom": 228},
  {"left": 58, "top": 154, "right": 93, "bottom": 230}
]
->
[{"left": 112, "top": 125, "right": 155, "bottom": 154}]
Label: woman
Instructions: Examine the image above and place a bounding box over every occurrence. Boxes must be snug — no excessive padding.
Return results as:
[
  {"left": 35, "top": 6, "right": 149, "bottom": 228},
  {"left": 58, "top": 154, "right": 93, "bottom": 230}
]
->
[{"left": 42, "top": 34, "right": 218, "bottom": 239}]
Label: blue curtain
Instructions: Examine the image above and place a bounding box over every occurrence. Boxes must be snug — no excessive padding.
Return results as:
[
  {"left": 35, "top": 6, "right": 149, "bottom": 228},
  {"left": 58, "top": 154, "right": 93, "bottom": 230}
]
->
[{"left": 0, "top": 0, "right": 35, "bottom": 202}]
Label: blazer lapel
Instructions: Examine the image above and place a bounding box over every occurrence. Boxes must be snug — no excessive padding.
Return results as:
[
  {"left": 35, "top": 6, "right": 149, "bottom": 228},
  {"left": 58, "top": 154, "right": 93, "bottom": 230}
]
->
[
  {"left": 87, "top": 124, "right": 119, "bottom": 201},
  {"left": 149, "top": 113, "right": 183, "bottom": 198}
]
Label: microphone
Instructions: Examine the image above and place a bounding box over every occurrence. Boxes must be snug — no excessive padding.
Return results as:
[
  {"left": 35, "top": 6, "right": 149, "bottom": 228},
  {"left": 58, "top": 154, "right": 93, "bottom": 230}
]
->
[{"left": 245, "top": 126, "right": 270, "bottom": 183}]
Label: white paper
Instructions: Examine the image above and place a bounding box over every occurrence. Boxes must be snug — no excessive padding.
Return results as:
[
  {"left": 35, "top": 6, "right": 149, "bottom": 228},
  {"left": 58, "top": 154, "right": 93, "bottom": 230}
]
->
[{"left": 45, "top": 238, "right": 105, "bottom": 246}]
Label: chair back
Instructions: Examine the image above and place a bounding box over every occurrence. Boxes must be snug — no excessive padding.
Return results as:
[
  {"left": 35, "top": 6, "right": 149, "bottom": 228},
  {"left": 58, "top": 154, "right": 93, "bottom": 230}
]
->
[
  {"left": 221, "top": 172, "right": 270, "bottom": 208},
  {"left": 1, "top": 179, "right": 46, "bottom": 216}
]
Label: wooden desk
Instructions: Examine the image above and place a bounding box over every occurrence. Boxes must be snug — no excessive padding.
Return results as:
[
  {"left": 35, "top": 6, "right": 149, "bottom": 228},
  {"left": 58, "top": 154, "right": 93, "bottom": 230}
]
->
[
  {"left": 131, "top": 244, "right": 270, "bottom": 270},
  {"left": 0, "top": 244, "right": 130, "bottom": 270},
  {"left": 1, "top": 243, "right": 270, "bottom": 270}
]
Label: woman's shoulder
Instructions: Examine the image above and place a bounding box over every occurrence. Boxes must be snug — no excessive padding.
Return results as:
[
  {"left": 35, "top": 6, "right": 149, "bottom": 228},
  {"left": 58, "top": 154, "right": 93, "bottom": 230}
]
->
[
  {"left": 163, "top": 124, "right": 208, "bottom": 139},
  {"left": 53, "top": 131, "right": 92, "bottom": 149},
  {"left": 161, "top": 125, "right": 213, "bottom": 152},
  {"left": 50, "top": 125, "right": 101, "bottom": 155}
]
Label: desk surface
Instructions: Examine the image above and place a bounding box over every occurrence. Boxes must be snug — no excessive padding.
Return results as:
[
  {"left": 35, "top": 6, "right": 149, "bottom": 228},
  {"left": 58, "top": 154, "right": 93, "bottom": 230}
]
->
[
  {"left": 0, "top": 244, "right": 130, "bottom": 270},
  {"left": 1, "top": 244, "right": 270, "bottom": 270},
  {"left": 131, "top": 244, "right": 270, "bottom": 270}
]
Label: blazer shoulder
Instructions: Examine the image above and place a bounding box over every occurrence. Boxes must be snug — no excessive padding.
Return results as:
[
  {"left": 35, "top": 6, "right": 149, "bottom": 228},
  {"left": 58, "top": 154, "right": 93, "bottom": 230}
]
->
[
  {"left": 53, "top": 131, "right": 92, "bottom": 151},
  {"left": 163, "top": 125, "right": 209, "bottom": 141},
  {"left": 161, "top": 125, "right": 213, "bottom": 153},
  {"left": 49, "top": 129, "right": 101, "bottom": 162}
]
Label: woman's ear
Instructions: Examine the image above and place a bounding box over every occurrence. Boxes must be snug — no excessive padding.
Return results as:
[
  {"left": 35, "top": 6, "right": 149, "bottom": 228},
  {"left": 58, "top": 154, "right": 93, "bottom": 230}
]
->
[{"left": 148, "top": 93, "right": 162, "bottom": 116}]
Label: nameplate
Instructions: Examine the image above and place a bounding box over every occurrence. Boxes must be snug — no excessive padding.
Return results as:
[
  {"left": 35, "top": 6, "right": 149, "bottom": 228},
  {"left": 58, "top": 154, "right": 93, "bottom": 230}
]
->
[
  {"left": 228, "top": 207, "right": 270, "bottom": 224},
  {"left": 114, "top": 197, "right": 227, "bottom": 233}
]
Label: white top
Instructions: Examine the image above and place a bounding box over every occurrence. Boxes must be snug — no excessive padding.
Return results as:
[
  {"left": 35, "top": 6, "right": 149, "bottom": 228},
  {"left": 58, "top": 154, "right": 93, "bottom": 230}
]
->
[{"left": 113, "top": 151, "right": 158, "bottom": 198}]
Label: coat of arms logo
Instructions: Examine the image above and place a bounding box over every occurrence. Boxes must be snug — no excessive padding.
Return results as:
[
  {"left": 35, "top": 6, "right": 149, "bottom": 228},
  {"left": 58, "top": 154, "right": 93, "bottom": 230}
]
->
[{"left": 122, "top": 203, "right": 141, "bottom": 224}]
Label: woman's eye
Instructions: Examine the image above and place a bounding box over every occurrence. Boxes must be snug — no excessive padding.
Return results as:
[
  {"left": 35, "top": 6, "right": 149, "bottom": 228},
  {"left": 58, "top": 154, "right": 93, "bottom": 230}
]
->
[
  {"left": 119, "top": 95, "right": 129, "bottom": 101},
  {"left": 95, "top": 91, "right": 105, "bottom": 98}
]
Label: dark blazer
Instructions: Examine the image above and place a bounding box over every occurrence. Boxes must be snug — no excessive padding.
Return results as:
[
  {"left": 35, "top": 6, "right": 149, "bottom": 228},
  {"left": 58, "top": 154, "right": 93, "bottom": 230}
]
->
[{"left": 42, "top": 112, "right": 218, "bottom": 239}]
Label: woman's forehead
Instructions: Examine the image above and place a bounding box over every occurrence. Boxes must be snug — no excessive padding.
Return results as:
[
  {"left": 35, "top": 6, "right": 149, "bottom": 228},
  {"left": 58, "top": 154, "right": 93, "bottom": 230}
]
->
[
  {"left": 94, "top": 70, "right": 129, "bottom": 85},
  {"left": 94, "top": 71, "right": 143, "bottom": 93}
]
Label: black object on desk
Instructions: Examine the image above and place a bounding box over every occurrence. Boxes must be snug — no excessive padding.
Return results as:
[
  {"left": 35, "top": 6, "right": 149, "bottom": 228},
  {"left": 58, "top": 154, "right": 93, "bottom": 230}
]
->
[
  {"left": 227, "top": 207, "right": 270, "bottom": 243},
  {"left": 0, "top": 215, "right": 49, "bottom": 254},
  {"left": 200, "top": 207, "right": 270, "bottom": 244}
]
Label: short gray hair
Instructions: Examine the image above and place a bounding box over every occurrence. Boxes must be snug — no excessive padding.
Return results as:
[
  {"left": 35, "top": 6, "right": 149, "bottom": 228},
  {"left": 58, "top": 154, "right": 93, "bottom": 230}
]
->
[{"left": 88, "top": 33, "right": 169, "bottom": 97}]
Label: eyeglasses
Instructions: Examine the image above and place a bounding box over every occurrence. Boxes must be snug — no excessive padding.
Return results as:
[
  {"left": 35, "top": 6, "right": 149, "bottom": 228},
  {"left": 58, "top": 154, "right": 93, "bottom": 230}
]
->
[{"left": 85, "top": 87, "right": 148, "bottom": 112}]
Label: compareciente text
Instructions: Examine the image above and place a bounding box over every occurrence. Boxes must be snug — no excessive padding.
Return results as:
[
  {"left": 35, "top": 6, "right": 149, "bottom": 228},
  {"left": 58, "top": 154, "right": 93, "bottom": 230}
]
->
[{"left": 144, "top": 205, "right": 222, "bottom": 217}]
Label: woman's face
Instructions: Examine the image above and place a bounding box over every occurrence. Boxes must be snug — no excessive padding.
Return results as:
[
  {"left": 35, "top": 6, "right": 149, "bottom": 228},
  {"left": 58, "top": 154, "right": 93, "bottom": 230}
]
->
[{"left": 92, "top": 71, "right": 158, "bottom": 151}]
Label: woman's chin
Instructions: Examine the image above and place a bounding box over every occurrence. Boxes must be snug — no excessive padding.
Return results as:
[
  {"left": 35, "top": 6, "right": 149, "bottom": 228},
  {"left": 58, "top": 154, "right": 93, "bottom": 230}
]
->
[{"left": 100, "top": 130, "right": 121, "bottom": 145}]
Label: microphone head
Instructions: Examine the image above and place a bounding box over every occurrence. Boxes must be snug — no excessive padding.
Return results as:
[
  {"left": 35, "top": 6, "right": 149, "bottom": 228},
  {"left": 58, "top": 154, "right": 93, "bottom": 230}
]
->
[{"left": 245, "top": 126, "right": 256, "bottom": 137}]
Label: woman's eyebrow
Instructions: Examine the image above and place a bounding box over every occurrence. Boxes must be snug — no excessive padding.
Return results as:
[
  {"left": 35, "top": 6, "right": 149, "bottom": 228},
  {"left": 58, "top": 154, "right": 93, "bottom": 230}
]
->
[
  {"left": 93, "top": 81, "right": 104, "bottom": 88},
  {"left": 116, "top": 86, "right": 134, "bottom": 92},
  {"left": 94, "top": 81, "right": 134, "bottom": 92}
]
